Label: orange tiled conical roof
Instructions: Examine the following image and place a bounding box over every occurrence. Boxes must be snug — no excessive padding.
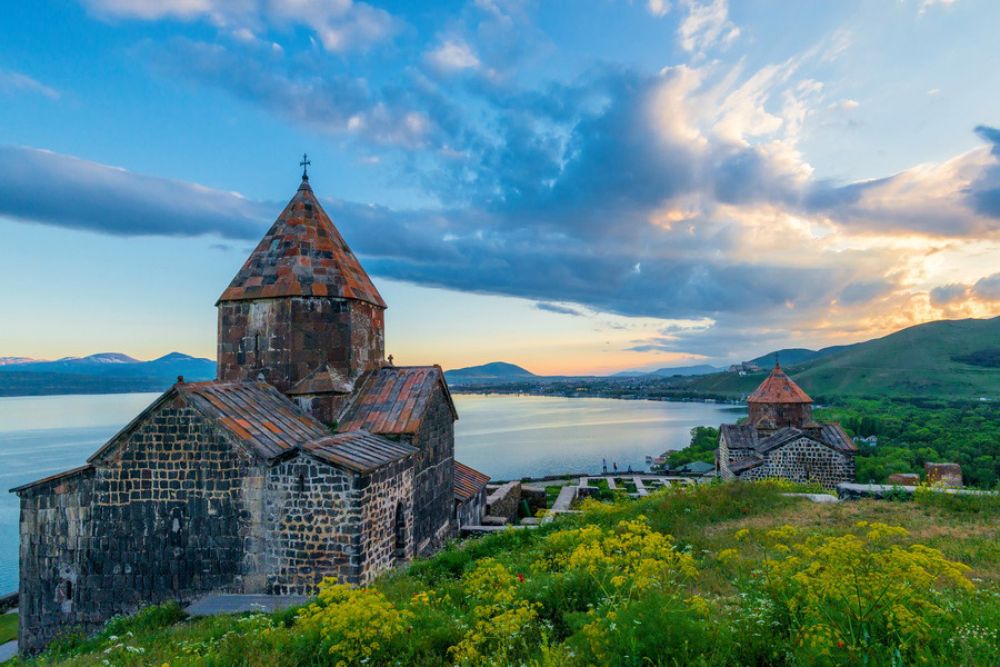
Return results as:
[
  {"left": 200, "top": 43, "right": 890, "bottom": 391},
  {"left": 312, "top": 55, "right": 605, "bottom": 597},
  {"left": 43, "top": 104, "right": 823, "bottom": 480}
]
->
[
  {"left": 746, "top": 361, "right": 812, "bottom": 404},
  {"left": 218, "top": 178, "right": 385, "bottom": 307}
]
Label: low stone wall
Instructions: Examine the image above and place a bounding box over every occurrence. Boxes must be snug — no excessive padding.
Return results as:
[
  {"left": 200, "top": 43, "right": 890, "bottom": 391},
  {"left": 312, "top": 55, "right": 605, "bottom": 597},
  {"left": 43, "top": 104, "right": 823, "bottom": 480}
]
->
[
  {"left": 925, "top": 462, "right": 962, "bottom": 487},
  {"left": 0, "top": 592, "right": 17, "bottom": 613},
  {"left": 485, "top": 481, "right": 521, "bottom": 521}
]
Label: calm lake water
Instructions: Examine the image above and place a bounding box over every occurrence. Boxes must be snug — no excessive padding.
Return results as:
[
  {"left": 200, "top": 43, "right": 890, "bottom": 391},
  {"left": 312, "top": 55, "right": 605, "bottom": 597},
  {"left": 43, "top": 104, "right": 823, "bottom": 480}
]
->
[{"left": 0, "top": 392, "right": 744, "bottom": 593}]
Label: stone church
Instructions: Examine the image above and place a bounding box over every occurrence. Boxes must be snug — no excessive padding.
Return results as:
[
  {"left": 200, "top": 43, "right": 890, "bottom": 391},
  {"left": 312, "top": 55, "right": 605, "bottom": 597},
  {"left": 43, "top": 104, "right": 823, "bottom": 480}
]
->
[
  {"left": 716, "top": 361, "right": 856, "bottom": 488},
  {"left": 13, "top": 168, "right": 488, "bottom": 653}
]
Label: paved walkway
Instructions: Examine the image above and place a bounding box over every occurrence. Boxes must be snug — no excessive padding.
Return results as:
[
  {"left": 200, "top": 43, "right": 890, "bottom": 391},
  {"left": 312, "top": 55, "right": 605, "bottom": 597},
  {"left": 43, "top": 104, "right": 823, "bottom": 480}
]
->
[
  {"left": 0, "top": 640, "right": 16, "bottom": 663},
  {"left": 551, "top": 485, "right": 578, "bottom": 512},
  {"left": 184, "top": 594, "right": 308, "bottom": 617}
]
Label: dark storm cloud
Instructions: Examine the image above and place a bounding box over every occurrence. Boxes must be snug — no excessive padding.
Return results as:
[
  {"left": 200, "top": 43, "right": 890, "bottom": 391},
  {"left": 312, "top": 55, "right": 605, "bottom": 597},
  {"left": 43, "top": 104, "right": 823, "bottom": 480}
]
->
[
  {"left": 929, "top": 283, "right": 969, "bottom": 306},
  {"left": 0, "top": 146, "right": 271, "bottom": 239},
  {"left": 837, "top": 279, "right": 893, "bottom": 306},
  {"left": 968, "top": 125, "right": 1000, "bottom": 218},
  {"left": 972, "top": 272, "right": 1000, "bottom": 301},
  {"left": 535, "top": 303, "right": 584, "bottom": 316}
]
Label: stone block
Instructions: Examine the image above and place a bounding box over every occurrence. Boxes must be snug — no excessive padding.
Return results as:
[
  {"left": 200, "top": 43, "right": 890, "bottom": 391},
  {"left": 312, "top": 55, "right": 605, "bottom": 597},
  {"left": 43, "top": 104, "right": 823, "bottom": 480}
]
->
[
  {"left": 886, "top": 472, "right": 920, "bottom": 486},
  {"left": 924, "top": 462, "right": 962, "bottom": 487}
]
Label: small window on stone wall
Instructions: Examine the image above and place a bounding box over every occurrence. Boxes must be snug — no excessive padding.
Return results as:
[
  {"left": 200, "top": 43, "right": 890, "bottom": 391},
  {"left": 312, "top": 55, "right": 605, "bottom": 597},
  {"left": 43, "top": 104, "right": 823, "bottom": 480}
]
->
[{"left": 393, "top": 502, "right": 406, "bottom": 562}]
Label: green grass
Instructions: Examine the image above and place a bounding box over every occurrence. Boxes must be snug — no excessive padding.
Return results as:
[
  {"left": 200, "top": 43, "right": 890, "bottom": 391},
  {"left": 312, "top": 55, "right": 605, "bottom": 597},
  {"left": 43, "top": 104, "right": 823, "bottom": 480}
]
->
[
  {"left": 672, "top": 316, "right": 1000, "bottom": 401},
  {"left": 15, "top": 482, "right": 1000, "bottom": 666},
  {"left": 0, "top": 614, "right": 16, "bottom": 645}
]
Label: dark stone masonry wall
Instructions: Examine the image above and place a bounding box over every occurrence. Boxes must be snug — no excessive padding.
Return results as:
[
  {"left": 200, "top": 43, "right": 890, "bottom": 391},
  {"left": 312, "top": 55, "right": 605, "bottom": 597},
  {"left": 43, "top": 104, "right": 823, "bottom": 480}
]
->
[
  {"left": 741, "top": 438, "right": 854, "bottom": 489},
  {"left": 456, "top": 489, "right": 486, "bottom": 529},
  {"left": 409, "top": 385, "right": 456, "bottom": 555},
  {"left": 217, "top": 297, "right": 385, "bottom": 396},
  {"left": 748, "top": 402, "right": 813, "bottom": 430},
  {"left": 263, "top": 457, "right": 355, "bottom": 594},
  {"left": 358, "top": 459, "right": 414, "bottom": 585},
  {"left": 18, "top": 404, "right": 262, "bottom": 654}
]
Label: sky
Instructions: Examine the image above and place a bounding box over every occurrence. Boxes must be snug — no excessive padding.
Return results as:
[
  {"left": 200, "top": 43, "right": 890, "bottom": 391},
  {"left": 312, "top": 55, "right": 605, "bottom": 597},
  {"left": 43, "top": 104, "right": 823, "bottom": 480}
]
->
[{"left": 1, "top": 0, "right": 999, "bottom": 375}]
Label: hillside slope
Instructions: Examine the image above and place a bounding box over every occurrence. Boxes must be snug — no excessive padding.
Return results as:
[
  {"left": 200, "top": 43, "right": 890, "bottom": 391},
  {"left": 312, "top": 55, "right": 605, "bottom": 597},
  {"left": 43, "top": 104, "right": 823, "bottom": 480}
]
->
[
  {"left": 680, "top": 316, "right": 1000, "bottom": 400},
  {"left": 444, "top": 361, "right": 536, "bottom": 384}
]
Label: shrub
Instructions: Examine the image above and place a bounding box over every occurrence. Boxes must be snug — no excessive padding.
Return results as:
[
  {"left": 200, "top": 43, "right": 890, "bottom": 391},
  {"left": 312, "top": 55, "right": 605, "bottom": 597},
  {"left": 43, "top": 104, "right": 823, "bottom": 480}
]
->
[
  {"left": 740, "top": 521, "right": 975, "bottom": 663},
  {"left": 296, "top": 579, "right": 413, "bottom": 666},
  {"left": 448, "top": 559, "right": 539, "bottom": 665}
]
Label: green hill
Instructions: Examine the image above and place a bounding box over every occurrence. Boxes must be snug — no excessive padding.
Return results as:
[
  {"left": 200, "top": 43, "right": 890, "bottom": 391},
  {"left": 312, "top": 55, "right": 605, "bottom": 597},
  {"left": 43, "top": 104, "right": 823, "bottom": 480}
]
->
[{"left": 679, "top": 316, "right": 1000, "bottom": 400}]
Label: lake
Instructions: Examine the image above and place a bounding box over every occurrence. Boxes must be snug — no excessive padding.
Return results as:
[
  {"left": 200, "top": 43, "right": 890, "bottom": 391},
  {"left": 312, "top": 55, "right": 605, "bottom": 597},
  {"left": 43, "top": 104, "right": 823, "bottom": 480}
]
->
[{"left": 0, "top": 392, "right": 744, "bottom": 593}]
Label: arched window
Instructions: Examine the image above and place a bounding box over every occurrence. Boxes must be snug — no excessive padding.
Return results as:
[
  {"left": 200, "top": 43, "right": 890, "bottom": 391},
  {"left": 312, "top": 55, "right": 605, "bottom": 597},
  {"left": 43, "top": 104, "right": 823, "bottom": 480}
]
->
[{"left": 393, "top": 502, "right": 407, "bottom": 562}]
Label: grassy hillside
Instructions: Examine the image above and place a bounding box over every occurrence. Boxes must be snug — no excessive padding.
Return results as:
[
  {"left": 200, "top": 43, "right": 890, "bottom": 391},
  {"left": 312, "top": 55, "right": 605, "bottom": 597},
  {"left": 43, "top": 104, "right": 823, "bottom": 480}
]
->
[
  {"left": 792, "top": 317, "right": 1000, "bottom": 399},
  {"left": 676, "top": 316, "right": 1000, "bottom": 400},
  {"left": 16, "top": 482, "right": 1000, "bottom": 666}
]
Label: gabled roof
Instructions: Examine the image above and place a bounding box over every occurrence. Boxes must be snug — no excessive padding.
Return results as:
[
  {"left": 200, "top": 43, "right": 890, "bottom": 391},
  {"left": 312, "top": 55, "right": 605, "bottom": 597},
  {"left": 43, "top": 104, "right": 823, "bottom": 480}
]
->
[
  {"left": 10, "top": 464, "right": 95, "bottom": 494},
  {"left": 730, "top": 456, "right": 764, "bottom": 473},
  {"left": 817, "top": 423, "right": 856, "bottom": 452},
  {"left": 720, "top": 424, "right": 757, "bottom": 450},
  {"left": 454, "top": 460, "right": 490, "bottom": 501},
  {"left": 756, "top": 425, "right": 856, "bottom": 455},
  {"left": 287, "top": 364, "right": 355, "bottom": 396},
  {"left": 747, "top": 362, "right": 812, "bottom": 404},
  {"left": 757, "top": 427, "right": 808, "bottom": 453},
  {"left": 218, "top": 178, "right": 386, "bottom": 308},
  {"left": 303, "top": 430, "right": 417, "bottom": 474},
  {"left": 340, "top": 366, "right": 458, "bottom": 435},
  {"left": 88, "top": 381, "right": 331, "bottom": 464}
]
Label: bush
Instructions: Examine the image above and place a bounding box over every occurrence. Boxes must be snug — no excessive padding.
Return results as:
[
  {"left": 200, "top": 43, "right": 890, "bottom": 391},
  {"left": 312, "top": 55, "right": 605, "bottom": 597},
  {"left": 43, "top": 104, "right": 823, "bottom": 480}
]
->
[
  {"left": 734, "top": 521, "right": 975, "bottom": 664},
  {"left": 296, "top": 580, "right": 413, "bottom": 666}
]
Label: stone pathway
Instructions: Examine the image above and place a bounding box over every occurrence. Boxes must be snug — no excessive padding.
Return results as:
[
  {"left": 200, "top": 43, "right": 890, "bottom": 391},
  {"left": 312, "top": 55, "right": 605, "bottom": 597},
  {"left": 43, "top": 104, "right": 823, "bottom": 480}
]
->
[
  {"left": 184, "top": 594, "right": 308, "bottom": 617},
  {"left": 0, "top": 640, "right": 16, "bottom": 663},
  {"left": 783, "top": 493, "right": 839, "bottom": 504},
  {"left": 551, "top": 485, "right": 578, "bottom": 512}
]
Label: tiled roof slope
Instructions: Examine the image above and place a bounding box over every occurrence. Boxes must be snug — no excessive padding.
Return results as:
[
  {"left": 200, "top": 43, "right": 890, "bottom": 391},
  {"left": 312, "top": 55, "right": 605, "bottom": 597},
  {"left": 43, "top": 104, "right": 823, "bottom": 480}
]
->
[
  {"left": 340, "top": 366, "right": 458, "bottom": 435},
  {"left": 454, "top": 461, "right": 490, "bottom": 501},
  {"left": 720, "top": 424, "right": 757, "bottom": 450},
  {"left": 180, "top": 381, "right": 332, "bottom": 459},
  {"left": 287, "top": 364, "right": 355, "bottom": 395},
  {"left": 818, "top": 423, "right": 856, "bottom": 452},
  {"left": 303, "top": 431, "right": 417, "bottom": 473},
  {"left": 87, "top": 381, "right": 331, "bottom": 464},
  {"left": 756, "top": 425, "right": 856, "bottom": 454},
  {"left": 218, "top": 179, "right": 386, "bottom": 308},
  {"left": 747, "top": 363, "right": 812, "bottom": 404}
]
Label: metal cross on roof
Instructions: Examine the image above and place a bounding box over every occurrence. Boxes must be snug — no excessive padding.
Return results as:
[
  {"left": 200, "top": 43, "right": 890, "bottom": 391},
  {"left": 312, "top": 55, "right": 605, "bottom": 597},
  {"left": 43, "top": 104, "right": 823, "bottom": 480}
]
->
[{"left": 300, "top": 153, "right": 311, "bottom": 179}]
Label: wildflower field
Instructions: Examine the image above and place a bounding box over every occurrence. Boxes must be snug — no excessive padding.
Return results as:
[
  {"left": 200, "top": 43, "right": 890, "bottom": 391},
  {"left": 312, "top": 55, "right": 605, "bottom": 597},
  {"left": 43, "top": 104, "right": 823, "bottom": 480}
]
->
[{"left": 15, "top": 481, "right": 1000, "bottom": 666}]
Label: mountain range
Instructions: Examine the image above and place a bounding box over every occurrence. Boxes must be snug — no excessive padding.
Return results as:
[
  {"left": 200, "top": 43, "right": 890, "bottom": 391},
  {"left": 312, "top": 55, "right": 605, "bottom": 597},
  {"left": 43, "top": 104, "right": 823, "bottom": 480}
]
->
[
  {"left": 444, "top": 316, "right": 1000, "bottom": 400},
  {"left": 0, "top": 352, "right": 216, "bottom": 396},
  {"left": 3, "top": 316, "right": 998, "bottom": 399}
]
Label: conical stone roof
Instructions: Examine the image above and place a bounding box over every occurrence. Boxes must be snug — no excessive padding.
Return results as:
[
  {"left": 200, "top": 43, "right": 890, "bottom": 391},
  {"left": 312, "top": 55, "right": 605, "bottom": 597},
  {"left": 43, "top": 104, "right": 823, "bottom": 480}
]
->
[
  {"left": 746, "top": 362, "right": 812, "bottom": 404},
  {"left": 218, "top": 178, "right": 385, "bottom": 307}
]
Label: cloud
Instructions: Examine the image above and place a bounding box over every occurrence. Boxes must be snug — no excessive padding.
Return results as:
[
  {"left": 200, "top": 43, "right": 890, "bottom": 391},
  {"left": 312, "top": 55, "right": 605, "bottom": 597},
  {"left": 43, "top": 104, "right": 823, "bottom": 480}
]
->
[
  {"left": 147, "top": 38, "right": 439, "bottom": 149},
  {"left": 535, "top": 303, "right": 584, "bottom": 316},
  {"left": 0, "top": 146, "right": 270, "bottom": 239},
  {"left": 918, "top": 0, "right": 959, "bottom": 14},
  {"left": 678, "top": 0, "right": 740, "bottom": 55},
  {"left": 929, "top": 283, "right": 968, "bottom": 306},
  {"left": 81, "top": 0, "right": 397, "bottom": 52},
  {"left": 425, "top": 39, "right": 480, "bottom": 72},
  {"left": 0, "top": 68, "right": 60, "bottom": 100},
  {"left": 972, "top": 272, "right": 1000, "bottom": 302},
  {"left": 647, "top": 0, "right": 671, "bottom": 18},
  {"left": 967, "top": 125, "right": 1000, "bottom": 218},
  {"left": 837, "top": 280, "right": 892, "bottom": 306}
]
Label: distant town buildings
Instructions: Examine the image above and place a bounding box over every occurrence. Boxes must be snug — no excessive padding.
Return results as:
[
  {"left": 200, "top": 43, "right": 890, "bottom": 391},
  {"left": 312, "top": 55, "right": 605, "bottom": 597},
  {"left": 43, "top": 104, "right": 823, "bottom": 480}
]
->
[
  {"left": 727, "top": 361, "right": 762, "bottom": 376},
  {"left": 716, "top": 361, "right": 856, "bottom": 488}
]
